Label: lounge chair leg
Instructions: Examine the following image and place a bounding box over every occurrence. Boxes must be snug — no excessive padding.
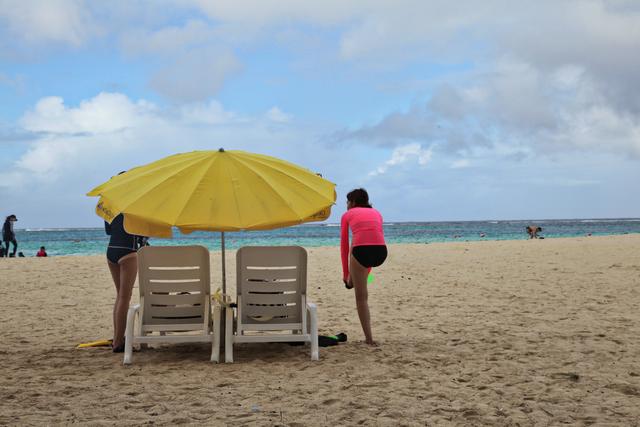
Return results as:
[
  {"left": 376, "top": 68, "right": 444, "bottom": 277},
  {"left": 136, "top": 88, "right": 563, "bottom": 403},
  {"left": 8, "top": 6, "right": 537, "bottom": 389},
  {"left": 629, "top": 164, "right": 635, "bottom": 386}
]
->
[
  {"left": 211, "top": 305, "right": 221, "bottom": 363},
  {"left": 308, "top": 303, "right": 319, "bottom": 361},
  {"left": 225, "top": 307, "right": 234, "bottom": 363},
  {"left": 123, "top": 304, "right": 140, "bottom": 365}
]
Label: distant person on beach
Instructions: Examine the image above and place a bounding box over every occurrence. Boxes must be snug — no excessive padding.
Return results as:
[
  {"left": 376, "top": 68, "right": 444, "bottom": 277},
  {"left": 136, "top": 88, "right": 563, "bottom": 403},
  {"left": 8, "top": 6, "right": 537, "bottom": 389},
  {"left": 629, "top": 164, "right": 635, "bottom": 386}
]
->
[
  {"left": 2, "top": 214, "right": 18, "bottom": 257},
  {"left": 526, "top": 225, "right": 542, "bottom": 239},
  {"left": 36, "top": 246, "right": 47, "bottom": 257},
  {"left": 340, "top": 188, "right": 387, "bottom": 345}
]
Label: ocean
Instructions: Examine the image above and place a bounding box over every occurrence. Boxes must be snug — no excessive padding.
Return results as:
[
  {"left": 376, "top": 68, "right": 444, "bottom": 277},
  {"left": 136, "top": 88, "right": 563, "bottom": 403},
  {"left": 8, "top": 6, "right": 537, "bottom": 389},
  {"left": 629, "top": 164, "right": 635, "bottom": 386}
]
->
[{"left": 8, "top": 218, "right": 640, "bottom": 257}]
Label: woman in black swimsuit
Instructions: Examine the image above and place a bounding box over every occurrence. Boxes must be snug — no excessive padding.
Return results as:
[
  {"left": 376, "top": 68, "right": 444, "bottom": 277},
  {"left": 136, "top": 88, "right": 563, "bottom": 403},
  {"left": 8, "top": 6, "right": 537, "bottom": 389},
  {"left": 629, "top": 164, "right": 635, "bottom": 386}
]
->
[{"left": 105, "top": 213, "right": 140, "bottom": 353}]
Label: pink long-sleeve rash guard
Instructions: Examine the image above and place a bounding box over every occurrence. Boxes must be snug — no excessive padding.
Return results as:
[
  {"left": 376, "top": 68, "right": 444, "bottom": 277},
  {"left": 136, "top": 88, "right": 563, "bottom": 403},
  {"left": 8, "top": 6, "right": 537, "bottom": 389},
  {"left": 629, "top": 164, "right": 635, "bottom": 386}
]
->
[{"left": 340, "top": 207, "right": 386, "bottom": 281}]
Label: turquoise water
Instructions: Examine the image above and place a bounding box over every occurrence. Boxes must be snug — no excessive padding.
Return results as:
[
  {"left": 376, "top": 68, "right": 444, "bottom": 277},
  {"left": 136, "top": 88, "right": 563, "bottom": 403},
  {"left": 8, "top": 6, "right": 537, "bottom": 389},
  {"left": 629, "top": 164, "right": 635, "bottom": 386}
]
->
[{"left": 8, "top": 219, "right": 640, "bottom": 257}]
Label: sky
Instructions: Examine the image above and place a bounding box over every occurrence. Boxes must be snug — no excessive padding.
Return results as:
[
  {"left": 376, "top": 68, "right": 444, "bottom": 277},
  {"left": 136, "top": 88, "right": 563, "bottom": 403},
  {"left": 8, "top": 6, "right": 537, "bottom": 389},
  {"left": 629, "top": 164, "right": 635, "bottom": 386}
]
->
[{"left": 1, "top": 0, "right": 639, "bottom": 229}]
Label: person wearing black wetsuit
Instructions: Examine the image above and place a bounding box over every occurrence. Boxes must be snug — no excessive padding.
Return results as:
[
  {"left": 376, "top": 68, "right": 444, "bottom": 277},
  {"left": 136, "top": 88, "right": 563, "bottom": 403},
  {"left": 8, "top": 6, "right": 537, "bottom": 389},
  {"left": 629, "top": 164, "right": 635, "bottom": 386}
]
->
[
  {"left": 105, "top": 213, "right": 144, "bottom": 353},
  {"left": 2, "top": 214, "right": 18, "bottom": 257}
]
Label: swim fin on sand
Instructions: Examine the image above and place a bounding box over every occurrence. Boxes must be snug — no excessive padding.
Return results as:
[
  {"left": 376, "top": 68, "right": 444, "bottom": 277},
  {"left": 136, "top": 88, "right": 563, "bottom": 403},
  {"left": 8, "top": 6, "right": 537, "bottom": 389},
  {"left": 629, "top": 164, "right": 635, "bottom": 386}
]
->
[
  {"left": 318, "top": 332, "right": 348, "bottom": 347},
  {"left": 77, "top": 339, "right": 113, "bottom": 348},
  {"left": 288, "top": 332, "right": 347, "bottom": 347}
]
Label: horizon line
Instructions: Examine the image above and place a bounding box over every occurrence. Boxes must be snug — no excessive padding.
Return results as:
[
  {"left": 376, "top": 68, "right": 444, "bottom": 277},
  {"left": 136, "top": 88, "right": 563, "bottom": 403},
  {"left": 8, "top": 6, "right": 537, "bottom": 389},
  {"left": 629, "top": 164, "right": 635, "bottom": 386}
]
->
[{"left": 15, "top": 216, "right": 640, "bottom": 231}]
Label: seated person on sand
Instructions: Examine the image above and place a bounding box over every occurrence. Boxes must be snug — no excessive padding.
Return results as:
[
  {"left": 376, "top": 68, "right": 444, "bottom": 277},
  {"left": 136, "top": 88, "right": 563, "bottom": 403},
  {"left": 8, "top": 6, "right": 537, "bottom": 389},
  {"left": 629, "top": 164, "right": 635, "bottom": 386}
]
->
[{"left": 526, "top": 225, "right": 542, "bottom": 239}]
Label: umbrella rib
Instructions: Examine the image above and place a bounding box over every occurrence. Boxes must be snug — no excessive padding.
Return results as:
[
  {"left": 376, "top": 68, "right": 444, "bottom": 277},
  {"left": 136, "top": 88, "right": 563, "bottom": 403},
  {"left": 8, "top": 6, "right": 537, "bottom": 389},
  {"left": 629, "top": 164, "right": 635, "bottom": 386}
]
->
[
  {"left": 88, "top": 152, "right": 202, "bottom": 197},
  {"left": 236, "top": 154, "right": 335, "bottom": 204},
  {"left": 232, "top": 155, "right": 335, "bottom": 220},
  {"left": 99, "top": 154, "right": 212, "bottom": 221},
  {"left": 173, "top": 156, "right": 219, "bottom": 228},
  {"left": 229, "top": 156, "right": 305, "bottom": 225}
]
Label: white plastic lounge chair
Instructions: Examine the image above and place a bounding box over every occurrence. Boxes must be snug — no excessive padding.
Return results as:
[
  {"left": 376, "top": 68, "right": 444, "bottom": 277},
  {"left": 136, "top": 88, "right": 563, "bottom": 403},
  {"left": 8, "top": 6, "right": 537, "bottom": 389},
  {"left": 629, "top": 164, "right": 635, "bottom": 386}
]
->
[
  {"left": 123, "top": 245, "right": 221, "bottom": 364},
  {"left": 225, "top": 246, "right": 319, "bottom": 362}
]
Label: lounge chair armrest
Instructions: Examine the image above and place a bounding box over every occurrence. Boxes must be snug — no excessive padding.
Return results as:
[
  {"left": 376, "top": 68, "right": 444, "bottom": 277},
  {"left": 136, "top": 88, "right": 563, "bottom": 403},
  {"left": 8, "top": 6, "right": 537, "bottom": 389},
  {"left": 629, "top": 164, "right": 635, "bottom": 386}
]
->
[
  {"left": 123, "top": 304, "right": 141, "bottom": 365},
  {"left": 305, "top": 302, "right": 319, "bottom": 361},
  {"left": 126, "top": 304, "right": 141, "bottom": 329}
]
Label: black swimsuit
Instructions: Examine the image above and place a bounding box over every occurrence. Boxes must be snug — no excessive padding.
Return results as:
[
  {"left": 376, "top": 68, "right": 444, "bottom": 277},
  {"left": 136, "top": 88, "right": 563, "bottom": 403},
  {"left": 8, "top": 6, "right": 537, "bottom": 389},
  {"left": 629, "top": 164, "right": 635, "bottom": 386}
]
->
[
  {"left": 105, "top": 214, "right": 138, "bottom": 264},
  {"left": 352, "top": 245, "right": 388, "bottom": 268}
]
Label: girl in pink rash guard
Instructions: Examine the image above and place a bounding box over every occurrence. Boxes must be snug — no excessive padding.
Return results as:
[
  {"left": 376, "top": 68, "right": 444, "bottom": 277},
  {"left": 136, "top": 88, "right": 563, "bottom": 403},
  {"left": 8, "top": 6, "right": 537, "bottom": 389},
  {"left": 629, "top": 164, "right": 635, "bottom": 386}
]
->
[{"left": 340, "top": 188, "right": 387, "bottom": 345}]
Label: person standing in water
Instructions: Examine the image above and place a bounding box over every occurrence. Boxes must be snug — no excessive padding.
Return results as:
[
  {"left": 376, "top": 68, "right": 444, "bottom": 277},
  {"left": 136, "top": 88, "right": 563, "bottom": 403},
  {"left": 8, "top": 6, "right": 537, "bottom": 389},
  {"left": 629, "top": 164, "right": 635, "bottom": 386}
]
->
[
  {"left": 340, "top": 188, "right": 387, "bottom": 345},
  {"left": 2, "top": 214, "right": 18, "bottom": 257}
]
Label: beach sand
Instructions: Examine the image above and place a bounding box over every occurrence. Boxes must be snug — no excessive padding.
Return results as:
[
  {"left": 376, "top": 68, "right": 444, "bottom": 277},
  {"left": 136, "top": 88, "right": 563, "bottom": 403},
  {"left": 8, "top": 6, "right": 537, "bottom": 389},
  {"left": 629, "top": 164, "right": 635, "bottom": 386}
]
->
[{"left": 2, "top": 235, "right": 640, "bottom": 425}]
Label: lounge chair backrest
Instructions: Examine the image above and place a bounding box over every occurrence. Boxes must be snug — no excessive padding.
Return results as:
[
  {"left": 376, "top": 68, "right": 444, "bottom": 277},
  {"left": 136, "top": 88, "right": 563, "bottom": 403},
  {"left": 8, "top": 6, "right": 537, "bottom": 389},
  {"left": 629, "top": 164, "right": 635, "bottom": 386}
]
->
[
  {"left": 137, "top": 245, "right": 211, "bottom": 332},
  {"left": 236, "top": 246, "right": 307, "bottom": 329}
]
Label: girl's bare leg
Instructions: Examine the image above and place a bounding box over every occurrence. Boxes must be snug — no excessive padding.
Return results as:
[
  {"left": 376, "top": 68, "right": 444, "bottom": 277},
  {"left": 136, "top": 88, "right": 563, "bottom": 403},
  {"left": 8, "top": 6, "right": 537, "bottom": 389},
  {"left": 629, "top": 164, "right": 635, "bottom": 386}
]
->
[
  {"left": 112, "top": 253, "right": 138, "bottom": 348},
  {"left": 350, "top": 253, "right": 375, "bottom": 345}
]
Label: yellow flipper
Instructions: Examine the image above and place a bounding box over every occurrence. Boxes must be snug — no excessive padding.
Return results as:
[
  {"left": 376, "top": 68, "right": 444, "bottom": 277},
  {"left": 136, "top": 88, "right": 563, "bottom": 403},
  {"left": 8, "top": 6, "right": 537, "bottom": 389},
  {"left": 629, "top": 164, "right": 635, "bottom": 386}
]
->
[{"left": 77, "top": 339, "right": 112, "bottom": 348}]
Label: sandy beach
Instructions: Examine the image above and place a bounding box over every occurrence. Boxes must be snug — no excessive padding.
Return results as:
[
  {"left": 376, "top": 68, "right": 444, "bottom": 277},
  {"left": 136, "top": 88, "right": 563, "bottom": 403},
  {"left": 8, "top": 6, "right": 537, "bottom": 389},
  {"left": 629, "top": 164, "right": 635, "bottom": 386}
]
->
[{"left": 1, "top": 235, "right": 640, "bottom": 425}]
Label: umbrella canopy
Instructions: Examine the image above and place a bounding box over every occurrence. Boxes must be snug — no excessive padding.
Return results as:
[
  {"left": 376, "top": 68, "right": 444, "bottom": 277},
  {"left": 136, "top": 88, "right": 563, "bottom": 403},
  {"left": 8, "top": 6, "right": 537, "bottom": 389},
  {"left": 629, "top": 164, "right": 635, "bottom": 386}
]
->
[
  {"left": 87, "top": 148, "right": 336, "bottom": 294},
  {"left": 87, "top": 149, "right": 336, "bottom": 238}
]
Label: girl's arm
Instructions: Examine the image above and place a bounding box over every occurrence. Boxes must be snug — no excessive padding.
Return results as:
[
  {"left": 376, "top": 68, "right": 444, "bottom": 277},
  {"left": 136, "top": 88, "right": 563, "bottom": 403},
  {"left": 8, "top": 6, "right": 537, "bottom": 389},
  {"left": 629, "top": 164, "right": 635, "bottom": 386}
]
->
[{"left": 340, "top": 213, "right": 350, "bottom": 281}]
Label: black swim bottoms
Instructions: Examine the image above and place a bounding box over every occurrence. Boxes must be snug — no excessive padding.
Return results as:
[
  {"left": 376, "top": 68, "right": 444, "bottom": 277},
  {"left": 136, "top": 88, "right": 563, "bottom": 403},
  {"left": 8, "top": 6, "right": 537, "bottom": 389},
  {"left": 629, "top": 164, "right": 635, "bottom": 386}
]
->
[
  {"left": 352, "top": 245, "right": 387, "bottom": 268},
  {"left": 106, "top": 246, "right": 136, "bottom": 264}
]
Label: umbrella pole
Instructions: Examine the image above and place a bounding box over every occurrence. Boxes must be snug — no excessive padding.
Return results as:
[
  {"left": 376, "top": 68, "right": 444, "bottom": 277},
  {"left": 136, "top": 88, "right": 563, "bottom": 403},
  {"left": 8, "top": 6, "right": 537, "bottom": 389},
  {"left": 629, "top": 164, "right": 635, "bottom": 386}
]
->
[
  {"left": 219, "top": 230, "right": 227, "bottom": 354},
  {"left": 221, "top": 231, "right": 226, "bottom": 295}
]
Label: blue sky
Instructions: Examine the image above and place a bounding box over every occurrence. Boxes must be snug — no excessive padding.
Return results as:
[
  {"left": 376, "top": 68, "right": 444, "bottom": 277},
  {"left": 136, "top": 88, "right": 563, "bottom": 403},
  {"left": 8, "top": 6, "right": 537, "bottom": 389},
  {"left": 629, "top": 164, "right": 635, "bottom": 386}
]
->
[{"left": 1, "top": 1, "right": 639, "bottom": 228}]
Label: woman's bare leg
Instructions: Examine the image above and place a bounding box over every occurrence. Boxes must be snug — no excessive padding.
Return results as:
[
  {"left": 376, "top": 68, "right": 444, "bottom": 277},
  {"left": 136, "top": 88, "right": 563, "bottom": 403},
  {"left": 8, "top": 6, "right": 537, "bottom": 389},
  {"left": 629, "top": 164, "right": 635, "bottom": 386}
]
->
[
  {"left": 350, "top": 253, "right": 375, "bottom": 345},
  {"left": 107, "top": 260, "right": 121, "bottom": 343},
  {"left": 112, "top": 253, "right": 138, "bottom": 348}
]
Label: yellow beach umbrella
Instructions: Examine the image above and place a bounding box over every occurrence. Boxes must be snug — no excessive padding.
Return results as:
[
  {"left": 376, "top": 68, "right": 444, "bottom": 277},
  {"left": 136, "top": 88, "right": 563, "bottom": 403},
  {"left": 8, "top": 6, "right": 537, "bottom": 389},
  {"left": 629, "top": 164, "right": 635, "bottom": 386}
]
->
[{"left": 87, "top": 148, "right": 336, "bottom": 292}]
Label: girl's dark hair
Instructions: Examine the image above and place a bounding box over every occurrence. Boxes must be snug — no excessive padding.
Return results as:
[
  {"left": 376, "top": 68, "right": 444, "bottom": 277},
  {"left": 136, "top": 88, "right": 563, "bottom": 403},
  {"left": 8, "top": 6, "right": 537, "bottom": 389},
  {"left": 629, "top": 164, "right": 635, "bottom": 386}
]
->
[{"left": 346, "top": 188, "right": 372, "bottom": 208}]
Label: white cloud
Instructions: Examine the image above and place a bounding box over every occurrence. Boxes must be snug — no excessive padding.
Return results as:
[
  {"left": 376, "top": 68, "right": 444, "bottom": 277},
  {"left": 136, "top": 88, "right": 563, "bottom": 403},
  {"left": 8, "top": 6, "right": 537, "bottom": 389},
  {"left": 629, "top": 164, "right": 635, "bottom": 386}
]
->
[
  {"left": 0, "top": 0, "right": 98, "bottom": 47},
  {"left": 119, "top": 19, "right": 217, "bottom": 56},
  {"left": 20, "top": 93, "right": 157, "bottom": 134},
  {"left": 339, "top": 57, "right": 640, "bottom": 159},
  {"left": 179, "top": 100, "right": 238, "bottom": 125},
  {"left": 190, "top": 0, "right": 359, "bottom": 27},
  {"left": 3, "top": 1, "right": 639, "bottom": 115},
  {"left": 369, "top": 143, "right": 432, "bottom": 176},
  {"left": 451, "top": 159, "right": 470, "bottom": 169},
  {"left": 266, "top": 107, "right": 291, "bottom": 123},
  {"left": 2, "top": 92, "right": 344, "bottom": 190},
  {"left": 149, "top": 48, "right": 242, "bottom": 102}
]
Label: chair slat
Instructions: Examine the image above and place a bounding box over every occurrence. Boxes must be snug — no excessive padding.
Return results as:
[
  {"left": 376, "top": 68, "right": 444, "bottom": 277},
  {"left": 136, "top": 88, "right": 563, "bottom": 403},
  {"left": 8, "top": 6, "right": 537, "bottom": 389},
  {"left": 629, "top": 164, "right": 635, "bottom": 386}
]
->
[
  {"left": 143, "top": 316, "right": 205, "bottom": 325},
  {"left": 244, "top": 292, "right": 299, "bottom": 305},
  {"left": 147, "top": 281, "right": 204, "bottom": 293},
  {"left": 147, "top": 305, "right": 205, "bottom": 318},
  {"left": 242, "top": 268, "right": 299, "bottom": 282},
  {"left": 142, "top": 323, "right": 208, "bottom": 332},
  {"left": 242, "top": 304, "right": 298, "bottom": 318},
  {"left": 241, "top": 280, "right": 299, "bottom": 293},
  {"left": 144, "top": 267, "right": 203, "bottom": 281},
  {"left": 146, "top": 293, "right": 204, "bottom": 305}
]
